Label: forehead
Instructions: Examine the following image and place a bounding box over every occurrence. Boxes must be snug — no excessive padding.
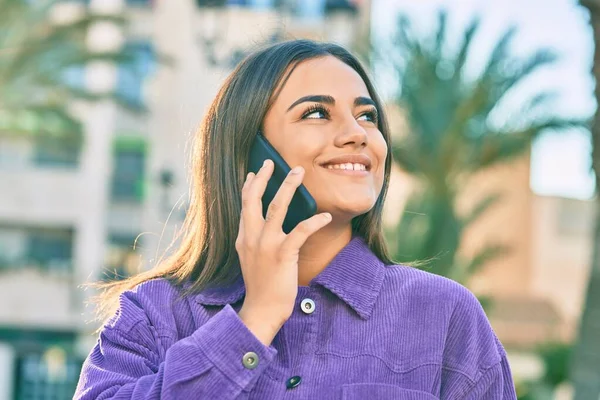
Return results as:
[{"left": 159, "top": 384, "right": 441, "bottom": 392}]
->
[{"left": 274, "top": 56, "right": 372, "bottom": 105}]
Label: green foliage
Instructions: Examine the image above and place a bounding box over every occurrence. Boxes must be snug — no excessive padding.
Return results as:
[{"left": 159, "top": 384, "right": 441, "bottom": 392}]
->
[
  {"left": 382, "top": 9, "right": 589, "bottom": 283},
  {"left": 517, "top": 342, "right": 573, "bottom": 400},
  {"left": 0, "top": 0, "right": 155, "bottom": 146}
]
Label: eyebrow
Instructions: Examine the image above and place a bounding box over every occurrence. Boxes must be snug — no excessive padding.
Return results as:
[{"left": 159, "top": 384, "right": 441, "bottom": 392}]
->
[{"left": 286, "top": 95, "right": 377, "bottom": 112}]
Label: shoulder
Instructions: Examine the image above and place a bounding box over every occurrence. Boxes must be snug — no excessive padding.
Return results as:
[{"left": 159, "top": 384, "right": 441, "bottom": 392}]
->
[
  {"left": 104, "top": 278, "right": 189, "bottom": 336},
  {"left": 382, "top": 265, "right": 504, "bottom": 375},
  {"left": 381, "top": 264, "right": 478, "bottom": 311}
]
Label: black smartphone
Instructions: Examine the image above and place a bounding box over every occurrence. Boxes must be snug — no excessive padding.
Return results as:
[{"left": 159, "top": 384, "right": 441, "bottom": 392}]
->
[{"left": 247, "top": 132, "right": 317, "bottom": 234}]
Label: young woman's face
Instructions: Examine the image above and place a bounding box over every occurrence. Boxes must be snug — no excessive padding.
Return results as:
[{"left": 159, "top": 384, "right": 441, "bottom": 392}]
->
[{"left": 262, "top": 55, "right": 387, "bottom": 221}]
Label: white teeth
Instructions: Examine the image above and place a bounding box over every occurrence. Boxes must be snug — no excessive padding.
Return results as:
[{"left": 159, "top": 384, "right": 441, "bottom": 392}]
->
[{"left": 324, "top": 163, "right": 367, "bottom": 171}]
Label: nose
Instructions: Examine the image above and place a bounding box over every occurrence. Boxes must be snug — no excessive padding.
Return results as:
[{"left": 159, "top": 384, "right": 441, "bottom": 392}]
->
[{"left": 334, "top": 119, "right": 368, "bottom": 149}]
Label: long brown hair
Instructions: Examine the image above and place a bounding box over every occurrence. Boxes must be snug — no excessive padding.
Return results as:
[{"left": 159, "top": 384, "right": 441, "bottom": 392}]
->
[{"left": 93, "top": 39, "right": 395, "bottom": 323}]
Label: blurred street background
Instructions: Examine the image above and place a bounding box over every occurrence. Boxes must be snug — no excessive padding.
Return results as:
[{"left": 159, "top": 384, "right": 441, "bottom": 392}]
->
[{"left": 0, "top": 0, "right": 599, "bottom": 398}]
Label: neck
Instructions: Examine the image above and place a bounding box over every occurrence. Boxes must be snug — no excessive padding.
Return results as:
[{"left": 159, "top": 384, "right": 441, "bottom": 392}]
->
[{"left": 297, "top": 221, "right": 354, "bottom": 286}]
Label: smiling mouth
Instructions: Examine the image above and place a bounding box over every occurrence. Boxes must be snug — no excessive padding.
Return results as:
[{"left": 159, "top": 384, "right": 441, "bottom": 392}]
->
[
  {"left": 321, "top": 162, "right": 370, "bottom": 172},
  {"left": 320, "top": 163, "right": 370, "bottom": 175}
]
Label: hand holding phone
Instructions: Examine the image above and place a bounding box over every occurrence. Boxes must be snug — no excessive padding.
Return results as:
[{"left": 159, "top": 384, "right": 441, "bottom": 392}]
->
[
  {"left": 237, "top": 142, "right": 332, "bottom": 345},
  {"left": 246, "top": 133, "right": 317, "bottom": 233}
]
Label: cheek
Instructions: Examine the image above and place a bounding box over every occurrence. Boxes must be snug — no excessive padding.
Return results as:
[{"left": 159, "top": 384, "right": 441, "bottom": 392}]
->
[
  {"left": 280, "top": 138, "right": 324, "bottom": 169},
  {"left": 372, "top": 132, "right": 388, "bottom": 158},
  {"left": 366, "top": 135, "right": 387, "bottom": 197},
  {"left": 372, "top": 135, "right": 388, "bottom": 173},
  {"left": 277, "top": 146, "right": 306, "bottom": 169}
]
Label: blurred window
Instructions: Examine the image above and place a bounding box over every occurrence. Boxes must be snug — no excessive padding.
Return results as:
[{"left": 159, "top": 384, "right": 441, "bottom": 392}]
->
[
  {"left": 196, "top": 0, "right": 228, "bottom": 6},
  {"left": 15, "top": 350, "right": 82, "bottom": 399},
  {"left": 33, "top": 136, "right": 80, "bottom": 168},
  {"left": 126, "top": 0, "right": 151, "bottom": 6},
  {"left": 110, "top": 137, "right": 146, "bottom": 203},
  {"left": 0, "top": 136, "right": 32, "bottom": 169},
  {"left": 0, "top": 227, "right": 25, "bottom": 271},
  {"left": 27, "top": 228, "right": 73, "bottom": 275},
  {"left": 0, "top": 226, "right": 73, "bottom": 275},
  {"left": 248, "top": 0, "right": 274, "bottom": 8},
  {"left": 116, "top": 41, "right": 156, "bottom": 108},
  {"left": 295, "top": 0, "right": 325, "bottom": 20},
  {"left": 290, "top": 0, "right": 361, "bottom": 19},
  {"left": 0, "top": 135, "right": 80, "bottom": 169},
  {"left": 325, "top": 0, "right": 358, "bottom": 13}
]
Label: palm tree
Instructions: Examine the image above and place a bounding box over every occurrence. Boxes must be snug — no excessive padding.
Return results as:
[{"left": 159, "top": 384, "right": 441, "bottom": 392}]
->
[
  {"left": 570, "top": 1, "right": 600, "bottom": 398},
  {"left": 384, "top": 10, "right": 587, "bottom": 285},
  {"left": 0, "top": 0, "right": 145, "bottom": 148}
]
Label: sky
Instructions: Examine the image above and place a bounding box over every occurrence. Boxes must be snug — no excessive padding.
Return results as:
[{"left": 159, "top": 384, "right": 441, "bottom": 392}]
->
[{"left": 372, "top": 0, "right": 597, "bottom": 200}]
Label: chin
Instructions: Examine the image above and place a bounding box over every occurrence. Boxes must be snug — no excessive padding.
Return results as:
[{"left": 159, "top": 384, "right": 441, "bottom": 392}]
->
[{"left": 323, "top": 198, "right": 377, "bottom": 220}]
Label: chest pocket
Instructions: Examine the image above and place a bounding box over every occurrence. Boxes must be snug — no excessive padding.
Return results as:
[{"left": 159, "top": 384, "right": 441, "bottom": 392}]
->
[
  {"left": 315, "top": 303, "right": 440, "bottom": 373},
  {"left": 342, "top": 383, "right": 438, "bottom": 400}
]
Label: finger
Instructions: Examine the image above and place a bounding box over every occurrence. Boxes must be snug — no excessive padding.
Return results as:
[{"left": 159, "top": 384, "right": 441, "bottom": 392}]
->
[
  {"left": 240, "top": 172, "right": 254, "bottom": 201},
  {"left": 235, "top": 216, "right": 243, "bottom": 243},
  {"left": 240, "top": 171, "right": 255, "bottom": 236},
  {"left": 235, "top": 214, "right": 246, "bottom": 253},
  {"left": 283, "top": 212, "right": 332, "bottom": 251},
  {"left": 243, "top": 172, "right": 254, "bottom": 188},
  {"left": 237, "top": 199, "right": 246, "bottom": 232},
  {"left": 242, "top": 160, "right": 273, "bottom": 231},
  {"left": 263, "top": 166, "right": 305, "bottom": 231}
]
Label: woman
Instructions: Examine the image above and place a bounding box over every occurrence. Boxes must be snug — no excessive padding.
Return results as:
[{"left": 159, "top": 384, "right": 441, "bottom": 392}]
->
[{"left": 75, "top": 40, "right": 517, "bottom": 399}]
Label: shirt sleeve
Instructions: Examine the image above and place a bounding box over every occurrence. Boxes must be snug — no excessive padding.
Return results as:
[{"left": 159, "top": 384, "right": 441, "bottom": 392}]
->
[
  {"left": 463, "top": 355, "right": 517, "bottom": 399},
  {"left": 74, "top": 303, "right": 277, "bottom": 399},
  {"left": 439, "top": 281, "right": 518, "bottom": 399}
]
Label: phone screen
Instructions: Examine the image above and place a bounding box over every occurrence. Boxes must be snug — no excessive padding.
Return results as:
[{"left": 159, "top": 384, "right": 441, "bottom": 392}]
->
[{"left": 247, "top": 133, "right": 317, "bottom": 233}]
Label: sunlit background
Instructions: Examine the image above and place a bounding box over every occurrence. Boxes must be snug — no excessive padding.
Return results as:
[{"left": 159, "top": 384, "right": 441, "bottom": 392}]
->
[
  {"left": 0, "top": 0, "right": 598, "bottom": 398},
  {"left": 374, "top": 0, "right": 596, "bottom": 200}
]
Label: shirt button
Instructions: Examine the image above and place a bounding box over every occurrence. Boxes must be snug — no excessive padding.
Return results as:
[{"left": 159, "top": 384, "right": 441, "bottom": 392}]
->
[
  {"left": 300, "top": 298, "right": 315, "bottom": 314},
  {"left": 286, "top": 375, "right": 302, "bottom": 389},
  {"left": 242, "top": 351, "right": 259, "bottom": 369}
]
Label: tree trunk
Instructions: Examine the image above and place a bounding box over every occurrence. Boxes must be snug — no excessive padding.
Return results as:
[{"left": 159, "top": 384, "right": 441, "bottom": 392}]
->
[{"left": 571, "top": 1, "right": 600, "bottom": 398}]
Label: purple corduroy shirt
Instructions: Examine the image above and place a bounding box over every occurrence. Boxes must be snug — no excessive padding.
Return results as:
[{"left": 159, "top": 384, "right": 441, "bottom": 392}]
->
[{"left": 75, "top": 236, "right": 517, "bottom": 399}]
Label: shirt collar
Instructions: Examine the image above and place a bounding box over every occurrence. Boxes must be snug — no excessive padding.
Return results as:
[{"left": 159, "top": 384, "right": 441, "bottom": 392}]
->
[{"left": 193, "top": 236, "right": 386, "bottom": 320}]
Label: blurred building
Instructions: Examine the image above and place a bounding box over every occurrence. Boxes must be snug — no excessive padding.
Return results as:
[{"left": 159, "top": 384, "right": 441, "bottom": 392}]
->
[
  {"left": 460, "top": 158, "right": 593, "bottom": 349},
  {"left": 461, "top": 161, "right": 593, "bottom": 387},
  {"left": 385, "top": 104, "right": 595, "bottom": 385},
  {"left": 0, "top": 0, "right": 367, "bottom": 398}
]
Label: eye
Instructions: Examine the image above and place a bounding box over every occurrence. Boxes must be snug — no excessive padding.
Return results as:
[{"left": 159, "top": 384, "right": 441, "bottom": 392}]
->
[
  {"left": 357, "top": 108, "right": 379, "bottom": 124},
  {"left": 301, "top": 104, "right": 330, "bottom": 120}
]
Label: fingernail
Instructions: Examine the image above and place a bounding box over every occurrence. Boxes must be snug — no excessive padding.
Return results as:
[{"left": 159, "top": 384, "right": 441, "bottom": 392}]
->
[
  {"left": 262, "top": 159, "right": 271, "bottom": 169},
  {"left": 323, "top": 213, "right": 332, "bottom": 220},
  {"left": 290, "top": 166, "right": 303, "bottom": 174}
]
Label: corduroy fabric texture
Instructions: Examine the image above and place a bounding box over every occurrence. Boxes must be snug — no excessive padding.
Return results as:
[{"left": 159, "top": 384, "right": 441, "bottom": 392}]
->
[{"left": 75, "top": 236, "right": 517, "bottom": 399}]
